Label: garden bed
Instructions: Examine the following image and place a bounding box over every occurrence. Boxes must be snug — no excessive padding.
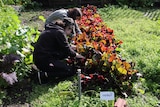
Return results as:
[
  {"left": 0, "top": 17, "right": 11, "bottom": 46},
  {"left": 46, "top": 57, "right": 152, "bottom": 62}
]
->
[{"left": 0, "top": 4, "right": 160, "bottom": 107}]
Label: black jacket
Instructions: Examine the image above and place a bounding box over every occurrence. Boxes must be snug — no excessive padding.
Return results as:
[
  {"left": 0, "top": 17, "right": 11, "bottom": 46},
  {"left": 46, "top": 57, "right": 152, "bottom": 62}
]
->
[{"left": 33, "top": 23, "right": 76, "bottom": 66}]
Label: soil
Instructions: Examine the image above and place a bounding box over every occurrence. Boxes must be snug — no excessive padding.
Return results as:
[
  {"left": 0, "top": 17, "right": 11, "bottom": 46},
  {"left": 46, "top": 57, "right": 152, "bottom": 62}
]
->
[
  {"left": 18, "top": 8, "right": 54, "bottom": 31},
  {"left": 2, "top": 79, "right": 32, "bottom": 107}
]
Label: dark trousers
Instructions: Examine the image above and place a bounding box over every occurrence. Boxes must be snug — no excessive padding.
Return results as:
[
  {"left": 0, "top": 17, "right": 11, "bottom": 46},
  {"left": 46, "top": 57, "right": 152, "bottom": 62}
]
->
[{"left": 35, "top": 59, "right": 76, "bottom": 79}]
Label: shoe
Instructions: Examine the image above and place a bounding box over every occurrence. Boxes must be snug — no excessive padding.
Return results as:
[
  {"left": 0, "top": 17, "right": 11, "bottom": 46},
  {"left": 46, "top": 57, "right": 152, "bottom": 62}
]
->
[{"left": 37, "top": 71, "right": 48, "bottom": 84}]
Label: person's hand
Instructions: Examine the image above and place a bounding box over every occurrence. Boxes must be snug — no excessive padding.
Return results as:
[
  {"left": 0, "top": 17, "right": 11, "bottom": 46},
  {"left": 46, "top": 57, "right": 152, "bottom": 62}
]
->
[
  {"left": 70, "top": 44, "right": 77, "bottom": 50},
  {"left": 77, "top": 31, "right": 82, "bottom": 35},
  {"left": 76, "top": 53, "right": 85, "bottom": 59}
]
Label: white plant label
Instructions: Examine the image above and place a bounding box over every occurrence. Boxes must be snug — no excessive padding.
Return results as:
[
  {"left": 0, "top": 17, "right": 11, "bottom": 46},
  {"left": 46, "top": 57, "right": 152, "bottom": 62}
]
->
[{"left": 100, "top": 91, "right": 115, "bottom": 101}]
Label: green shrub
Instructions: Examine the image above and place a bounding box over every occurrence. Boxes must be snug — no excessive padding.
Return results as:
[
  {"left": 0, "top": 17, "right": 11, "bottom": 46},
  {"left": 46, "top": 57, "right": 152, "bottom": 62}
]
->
[
  {"left": 0, "top": 5, "right": 39, "bottom": 76},
  {"left": 2, "top": 0, "right": 22, "bottom": 5},
  {"left": 22, "top": 0, "right": 42, "bottom": 10},
  {"left": 115, "top": 0, "right": 155, "bottom": 7},
  {"left": 0, "top": 5, "right": 39, "bottom": 102},
  {"left": 1, "top": 0, "right": 42, "bottom": 10}
]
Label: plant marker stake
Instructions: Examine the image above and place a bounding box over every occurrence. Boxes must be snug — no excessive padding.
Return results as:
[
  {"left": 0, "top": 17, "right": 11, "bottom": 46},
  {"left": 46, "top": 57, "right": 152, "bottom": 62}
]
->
[{"left": 77, "top": 69, "right": 81, "bottom": 101}]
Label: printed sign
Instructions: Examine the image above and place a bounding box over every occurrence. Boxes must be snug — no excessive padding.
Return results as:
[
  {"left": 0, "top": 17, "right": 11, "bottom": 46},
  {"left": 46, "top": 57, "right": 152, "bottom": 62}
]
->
[{"left": 100, "top": 91, "right": 115, "bottom": 101}]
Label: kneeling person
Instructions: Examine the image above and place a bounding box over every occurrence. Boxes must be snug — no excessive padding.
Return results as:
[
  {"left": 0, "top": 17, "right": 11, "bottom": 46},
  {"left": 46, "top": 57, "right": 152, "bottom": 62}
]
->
[{"left": 33, "top": 18, "right": 84, "bottom": 83}]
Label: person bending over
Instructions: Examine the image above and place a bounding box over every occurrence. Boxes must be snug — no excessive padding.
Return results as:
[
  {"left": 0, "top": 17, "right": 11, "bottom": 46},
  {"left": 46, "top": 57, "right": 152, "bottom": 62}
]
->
[
  {"left": 45, "top": 7, "right": 82, "bottom": 35},
  {"left": 33, "top": 18, "right": 84, "bottom": 83}
]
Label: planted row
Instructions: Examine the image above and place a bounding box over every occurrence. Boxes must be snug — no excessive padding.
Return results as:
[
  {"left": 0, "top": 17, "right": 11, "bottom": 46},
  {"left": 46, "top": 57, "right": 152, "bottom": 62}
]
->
[{"left": 72, "top": 5, "right": 138, "bottom": 94}]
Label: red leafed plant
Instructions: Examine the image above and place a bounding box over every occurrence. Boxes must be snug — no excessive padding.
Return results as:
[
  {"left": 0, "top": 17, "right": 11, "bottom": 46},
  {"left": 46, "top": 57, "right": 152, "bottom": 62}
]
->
[{"left": 72, "top": 5, "right": 138, "bottom": 95}]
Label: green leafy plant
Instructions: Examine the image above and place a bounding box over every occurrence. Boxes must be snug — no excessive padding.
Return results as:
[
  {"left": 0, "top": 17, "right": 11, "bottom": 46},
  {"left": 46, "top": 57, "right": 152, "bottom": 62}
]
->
[
  {"left": 0, "top": 0, "right": 4, "bottom": 7},
  {"left": 2, "top": 0, "right": 22, "bottom": 5},
  {"left": 39, "top": 15, "right": 46, "bottom": 22},
  {"left": 0, "top": 5, "right": 39, "bottom": 102}
]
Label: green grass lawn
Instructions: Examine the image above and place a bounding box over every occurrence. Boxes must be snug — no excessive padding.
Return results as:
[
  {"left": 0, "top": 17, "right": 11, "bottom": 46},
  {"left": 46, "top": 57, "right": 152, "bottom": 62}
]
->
[
  {"left": 18, "top": 5, "right": 160, "bottom": 107},
  {"left": 99, "top": 5, "right": 160, "bottom": 98},
  {"left": 99, "top": 6, "right": 160, "bottom": 107}
]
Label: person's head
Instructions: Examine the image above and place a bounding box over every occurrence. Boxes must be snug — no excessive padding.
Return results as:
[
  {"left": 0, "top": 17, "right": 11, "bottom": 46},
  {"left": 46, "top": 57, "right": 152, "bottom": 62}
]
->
[
  {"left": 63, "top": 18, "right": 75, "bottom": 35},
  {"left": 55, "top": 18, "right": 74, "bottom": 35},
  {"left": 67, "top": 7, "right": 82, "bottom": 20}
]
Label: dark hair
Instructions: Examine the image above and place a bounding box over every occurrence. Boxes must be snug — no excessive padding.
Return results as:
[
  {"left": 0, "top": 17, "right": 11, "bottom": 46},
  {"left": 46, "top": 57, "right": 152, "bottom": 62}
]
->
[
  {"left": 55, "top": 18, "right": 74, "bottom": 29},
  {"left": 55, "top": 20, "right": 65, "bottom": 27},
  {"left": 63, "top": 18, "right": 74, "bottom": 28},
  {"left": 67, "top": 8, "right": 82, "bottom": 20}
]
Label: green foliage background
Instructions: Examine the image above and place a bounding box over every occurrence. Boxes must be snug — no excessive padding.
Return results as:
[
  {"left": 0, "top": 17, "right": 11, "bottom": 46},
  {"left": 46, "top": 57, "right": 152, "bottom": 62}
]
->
[{"left": 114, "top": 0, "right": 157, "bottom": 7}]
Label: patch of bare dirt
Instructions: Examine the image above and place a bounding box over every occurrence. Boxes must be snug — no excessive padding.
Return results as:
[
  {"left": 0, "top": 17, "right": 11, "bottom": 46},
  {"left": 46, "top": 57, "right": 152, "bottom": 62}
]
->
[{"left": 19, "top": 8, "right": 55, "bottom": 30}]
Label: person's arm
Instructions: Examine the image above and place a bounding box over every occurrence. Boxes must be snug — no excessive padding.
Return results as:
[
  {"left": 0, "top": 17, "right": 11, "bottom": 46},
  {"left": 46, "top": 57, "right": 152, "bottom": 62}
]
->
[
  {"left": 56, "top": 30, "right": 76, "bottom": 57},
  {"left": 56, "top": 30, "right": 84, "bottom": 59},
  {"left": 74, "top": 20, "right": 82, "bottom": 35}
]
